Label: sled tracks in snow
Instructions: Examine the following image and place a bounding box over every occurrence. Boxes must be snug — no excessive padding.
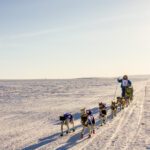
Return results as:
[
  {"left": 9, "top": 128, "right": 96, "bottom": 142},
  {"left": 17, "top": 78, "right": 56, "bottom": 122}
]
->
[{"left": 81, "top": 85, "right": 149, "bottom": 150}]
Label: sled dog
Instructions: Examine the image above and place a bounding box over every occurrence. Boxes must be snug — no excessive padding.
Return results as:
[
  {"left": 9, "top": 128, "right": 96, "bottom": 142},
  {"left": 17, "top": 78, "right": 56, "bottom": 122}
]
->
[
  {"left": 111, "top": 101, "right": 117, "bottom": 118},
  {"left": 80, "top": 108, "right": 95, "bottom": 138},
  {"left": 99, "top": 102, "right": 107, "bottom": 125},
  {"left": 59, "top": 113, "right": 75, "bottom": 136}
]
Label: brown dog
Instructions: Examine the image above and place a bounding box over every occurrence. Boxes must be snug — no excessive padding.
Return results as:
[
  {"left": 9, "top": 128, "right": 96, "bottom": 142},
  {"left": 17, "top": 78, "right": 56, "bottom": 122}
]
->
[
  {"left": 59, "top": 113, "right": 75, "bottom": 136},
  {"left": 121, "top": 98, "right": 126, "bottom": 109},
  {"left": 117, "top": 97, "right": 126, "bottom": 110},
  {"left": 111, "top": 101, "right": 117, "bottom": 118},
  {"left": 80, "top": 108, "right": 95, "bottom": 138},
  {"left": 99, "top": 102, "right": 107, "bottom": 126}
]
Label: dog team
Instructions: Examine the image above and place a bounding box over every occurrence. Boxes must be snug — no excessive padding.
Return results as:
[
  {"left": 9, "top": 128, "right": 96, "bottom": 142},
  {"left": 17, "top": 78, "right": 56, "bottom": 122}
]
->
[{"left": 59, "top": 75, "right": 133, "bottom": 138}]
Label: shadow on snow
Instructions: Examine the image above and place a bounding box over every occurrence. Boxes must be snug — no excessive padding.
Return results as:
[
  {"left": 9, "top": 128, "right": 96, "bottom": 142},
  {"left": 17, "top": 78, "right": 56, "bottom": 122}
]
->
[
  {"left": 22, "top": 107, "right": 99, "bottom": 150},
  {"left": 22, "top": 106, "right": 123, "bottom": 150}
]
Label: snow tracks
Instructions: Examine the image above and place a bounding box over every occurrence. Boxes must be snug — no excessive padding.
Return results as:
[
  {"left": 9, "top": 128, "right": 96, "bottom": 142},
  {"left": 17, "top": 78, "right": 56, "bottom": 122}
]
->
[{"left": 81, "top": 82, "right": 150, "bottom": 150}]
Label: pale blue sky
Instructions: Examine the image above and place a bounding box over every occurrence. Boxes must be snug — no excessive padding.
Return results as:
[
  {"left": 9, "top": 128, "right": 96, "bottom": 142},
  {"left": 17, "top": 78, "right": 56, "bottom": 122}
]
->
[{"left": 0, "top": 0, "right": 150, "bottom": 79}]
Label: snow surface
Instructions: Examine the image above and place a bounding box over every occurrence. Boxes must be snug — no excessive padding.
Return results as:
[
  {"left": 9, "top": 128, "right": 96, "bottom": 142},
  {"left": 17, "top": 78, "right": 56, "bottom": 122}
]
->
[{"left": 0, "top": 76, "right": 150, "bottom": 150}]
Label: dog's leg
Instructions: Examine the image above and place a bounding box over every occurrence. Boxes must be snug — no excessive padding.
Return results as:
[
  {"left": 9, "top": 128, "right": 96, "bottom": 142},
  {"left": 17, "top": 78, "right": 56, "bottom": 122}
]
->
[
  {"left": 60, "top": 122, "right": 64, "bottom": 136},
  {"left": 99, "top": 114, "right": 103, "bottom": 126},
  {"left": 100, "top": 117, "right": 103, "bottom": 126},
  {"left": 102, "top": 117, "right": 104, "bottom": 124},
  {"left": 81, "top": 126, "right": 85, "bottom": 138},
  {"left": 72, "top": 119, "right": 75, "bottom": 132},
  {"left": 104, "top": 116, "right": 107, "bottom": 124},
  {"left": 92, "top": 124, "right": 95, "bottom": 134},
  {"left": 99, "top": 110, "right": 104, "bottom": 126},
  {"left": 122, "top": 102, "right": 124, "bottom": 109},
  {"left": 114, "top": 109, "right": 117, "bottom": 116},
  {"left": 128, "top": 98, "right": 130, "bottom": 105},
  {"left": 120, "top": 104, "right": 122, "bottom": 111},
  {"left": 66, "top": 120, "right": 70, "bottom": 134},
  {"left": 112, "top": 110, "right": 114, "bottom": 119},
  {"left": 126, "top": 99, "right": 128, "bottom": 107},
  {"left": 88, "top": 125, "right": 92, "bottom": 138},
  {"left": 101, "top": 116, "right": 104, "bottom": 125}
]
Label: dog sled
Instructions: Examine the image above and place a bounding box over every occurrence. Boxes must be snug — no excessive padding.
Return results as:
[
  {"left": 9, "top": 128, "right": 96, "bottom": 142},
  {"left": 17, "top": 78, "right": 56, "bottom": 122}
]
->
[{"left": 125, "top": 86, "right": 134, "bottom": 101}]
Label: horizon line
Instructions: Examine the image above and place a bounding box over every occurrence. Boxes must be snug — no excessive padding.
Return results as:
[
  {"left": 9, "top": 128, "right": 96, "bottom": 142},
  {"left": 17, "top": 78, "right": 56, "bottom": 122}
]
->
[{"left": 0, "top": 74, "right": 150, "bottom": 81}]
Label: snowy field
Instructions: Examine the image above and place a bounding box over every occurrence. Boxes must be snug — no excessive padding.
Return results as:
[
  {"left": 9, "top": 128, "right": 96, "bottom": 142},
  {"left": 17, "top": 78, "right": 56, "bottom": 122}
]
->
[{"left": 0, "top": 76, "right": 150, "bottom": 150}]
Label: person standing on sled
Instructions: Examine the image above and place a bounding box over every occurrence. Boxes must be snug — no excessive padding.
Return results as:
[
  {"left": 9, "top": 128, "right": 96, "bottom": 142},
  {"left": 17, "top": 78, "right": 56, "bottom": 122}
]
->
[{"left": 117, "top": 75, "right": 132, "bottom": 97}]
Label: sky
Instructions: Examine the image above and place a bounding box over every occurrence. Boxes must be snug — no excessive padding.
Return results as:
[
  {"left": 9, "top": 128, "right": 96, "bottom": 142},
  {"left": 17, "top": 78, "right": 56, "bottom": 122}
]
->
[{"left": 0, "top": 0, "right": 150, "bottom": 79}]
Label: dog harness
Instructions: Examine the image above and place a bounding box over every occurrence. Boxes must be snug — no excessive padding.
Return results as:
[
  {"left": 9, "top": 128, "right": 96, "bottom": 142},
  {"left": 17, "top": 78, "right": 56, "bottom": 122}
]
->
[
  {"left": 100, "top": 109, "right": 107, "bottom": 116},
  {"left": 64, "top": 113, "right": 73, "bottom": 122},
  {"left": 87, "top": 115, "right": 95, "bottom": 125}
]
